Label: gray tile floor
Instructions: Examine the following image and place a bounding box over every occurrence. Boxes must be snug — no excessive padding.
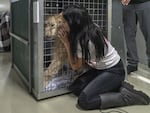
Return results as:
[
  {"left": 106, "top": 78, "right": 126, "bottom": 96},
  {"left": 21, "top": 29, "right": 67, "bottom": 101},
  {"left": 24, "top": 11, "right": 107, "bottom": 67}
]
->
[{"left": 0, "top": 52, "right": 150, "bottom": 113}]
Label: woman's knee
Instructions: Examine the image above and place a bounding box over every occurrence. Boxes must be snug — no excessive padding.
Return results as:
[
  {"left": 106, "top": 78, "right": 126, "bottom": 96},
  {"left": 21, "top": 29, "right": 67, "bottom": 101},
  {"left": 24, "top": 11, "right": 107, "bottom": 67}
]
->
[{"left": 77, "top": 92, "right": 92, "bottom": 110}]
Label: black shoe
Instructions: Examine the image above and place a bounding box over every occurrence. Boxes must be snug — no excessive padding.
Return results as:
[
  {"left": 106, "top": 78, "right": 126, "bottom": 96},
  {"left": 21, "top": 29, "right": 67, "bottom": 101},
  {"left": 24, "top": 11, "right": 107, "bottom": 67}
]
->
[
  {"left": 127, "top": 65, "right": 138, "bottom": 74},
  {"left": 148, "top": 61, "right": 150, "bottom": 68},
  {"left": 120, "top": 82, "right": 150, "bottom": 105}
]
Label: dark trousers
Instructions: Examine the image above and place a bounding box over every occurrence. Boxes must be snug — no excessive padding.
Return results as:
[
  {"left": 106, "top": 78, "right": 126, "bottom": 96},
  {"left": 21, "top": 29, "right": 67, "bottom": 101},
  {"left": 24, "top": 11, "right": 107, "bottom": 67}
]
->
[
  {"left": 123, "top": 1, "right": 150, "bottom": 66},
  {"left": 69, "top": 60, "right": 125, "bottom": 110}
]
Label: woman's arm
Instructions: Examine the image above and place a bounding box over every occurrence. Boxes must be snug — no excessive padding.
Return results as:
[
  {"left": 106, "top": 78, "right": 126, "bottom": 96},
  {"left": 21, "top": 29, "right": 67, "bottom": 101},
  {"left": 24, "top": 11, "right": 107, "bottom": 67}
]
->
[
  {"left": 58, "top": 26, "right": 83, "bottom": 71},
  {"left": 64, "top": 41, "right": 83, "bottom": 70}
]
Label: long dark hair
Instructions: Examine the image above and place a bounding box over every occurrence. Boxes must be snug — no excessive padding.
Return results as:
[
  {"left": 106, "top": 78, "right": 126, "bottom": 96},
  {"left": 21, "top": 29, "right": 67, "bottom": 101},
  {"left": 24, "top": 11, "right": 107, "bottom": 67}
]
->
[{"left": 63, "top": 5, "right": 107, "bottom": 62}]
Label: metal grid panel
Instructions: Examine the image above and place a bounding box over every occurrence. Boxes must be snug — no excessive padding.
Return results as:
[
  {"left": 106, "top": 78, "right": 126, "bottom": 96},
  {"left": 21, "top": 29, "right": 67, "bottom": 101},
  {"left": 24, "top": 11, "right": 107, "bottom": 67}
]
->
[
  {"left": 43, "top": 0, "right": 108, "bottom": 93},
  {"left": 43, "top": 39, "right": 74, "bottom": 92},
  {"left": 44, "top": 0, "right": 107, "bottom": 32}
]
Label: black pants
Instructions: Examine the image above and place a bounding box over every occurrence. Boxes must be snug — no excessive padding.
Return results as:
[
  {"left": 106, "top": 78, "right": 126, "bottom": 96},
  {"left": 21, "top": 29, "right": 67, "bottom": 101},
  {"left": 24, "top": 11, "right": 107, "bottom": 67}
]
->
[{"left": 69, "top": 60, "right": 125, "bottom": 110}]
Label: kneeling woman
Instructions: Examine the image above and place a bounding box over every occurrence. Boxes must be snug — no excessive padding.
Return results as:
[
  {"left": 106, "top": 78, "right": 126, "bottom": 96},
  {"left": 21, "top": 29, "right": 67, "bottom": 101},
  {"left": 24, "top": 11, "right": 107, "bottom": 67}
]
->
[{"left": 57, "top": 5, "right": 150, "bottom": 110}]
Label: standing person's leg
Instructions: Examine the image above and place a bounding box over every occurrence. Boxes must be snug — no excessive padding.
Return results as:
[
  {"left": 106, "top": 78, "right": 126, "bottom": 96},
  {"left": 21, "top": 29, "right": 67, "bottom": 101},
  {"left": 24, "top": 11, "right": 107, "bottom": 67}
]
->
[
  {"left": 123, "top": 5, "right": 138, "bottom": 74},
  {"left": 136, "top": 1, "right": 150, "bottom": 68}
]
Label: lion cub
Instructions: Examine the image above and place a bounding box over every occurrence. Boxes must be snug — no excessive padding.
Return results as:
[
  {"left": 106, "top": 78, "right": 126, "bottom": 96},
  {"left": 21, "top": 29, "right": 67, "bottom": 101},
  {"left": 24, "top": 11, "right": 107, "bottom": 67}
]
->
[{"left": 44, "top": 14, "right": 68, "bottom": 84}]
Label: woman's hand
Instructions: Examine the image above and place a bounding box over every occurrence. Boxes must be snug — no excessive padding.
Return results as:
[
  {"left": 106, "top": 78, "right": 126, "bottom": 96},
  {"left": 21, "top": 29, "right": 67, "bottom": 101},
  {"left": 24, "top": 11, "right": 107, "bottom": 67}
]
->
[
  {"left": 58, "top": 24, "right": 70, "bottom": 47},
  {"left": 57, "top": 23, "right": 83, "bottom": 71},
  {"left": 121, "top": 0, "right": 131, "bottom": 5}
]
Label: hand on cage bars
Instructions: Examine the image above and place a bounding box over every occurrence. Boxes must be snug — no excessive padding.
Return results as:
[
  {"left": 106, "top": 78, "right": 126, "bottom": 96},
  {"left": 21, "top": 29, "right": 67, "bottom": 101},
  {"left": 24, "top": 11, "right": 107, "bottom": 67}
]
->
[{"left": 121, "top": 0, "right": 131, "bottom": 5}]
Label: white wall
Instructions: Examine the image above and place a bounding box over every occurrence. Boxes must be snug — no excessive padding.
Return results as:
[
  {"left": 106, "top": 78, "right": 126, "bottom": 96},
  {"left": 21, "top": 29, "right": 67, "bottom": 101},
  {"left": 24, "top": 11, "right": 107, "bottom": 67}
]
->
[{"left": 0, "top": 0, "right": 10, "bottom": 12}]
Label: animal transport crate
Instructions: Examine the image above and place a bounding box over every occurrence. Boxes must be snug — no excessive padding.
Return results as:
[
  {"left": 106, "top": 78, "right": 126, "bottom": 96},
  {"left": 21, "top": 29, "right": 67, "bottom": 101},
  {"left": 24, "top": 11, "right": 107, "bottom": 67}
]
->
[{"left": 10, "top": 0, "right": 125, "bottom": 100}]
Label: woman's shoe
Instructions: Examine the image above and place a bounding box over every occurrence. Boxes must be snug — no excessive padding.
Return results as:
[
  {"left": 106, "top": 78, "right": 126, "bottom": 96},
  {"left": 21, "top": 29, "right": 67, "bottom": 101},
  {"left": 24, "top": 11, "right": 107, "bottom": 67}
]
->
[
  {"left": 99, "top": 82, "right": 150, "bottom": 109},
  {"left": 120, "top": 82, "right": 150, "bottom": 105}
]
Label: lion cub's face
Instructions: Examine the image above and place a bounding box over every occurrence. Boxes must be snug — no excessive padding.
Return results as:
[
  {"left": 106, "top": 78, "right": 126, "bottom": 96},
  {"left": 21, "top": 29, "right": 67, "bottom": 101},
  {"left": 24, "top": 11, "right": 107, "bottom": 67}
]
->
[{"left": 45, "top": 14, "right": 65, "bottom": 38}]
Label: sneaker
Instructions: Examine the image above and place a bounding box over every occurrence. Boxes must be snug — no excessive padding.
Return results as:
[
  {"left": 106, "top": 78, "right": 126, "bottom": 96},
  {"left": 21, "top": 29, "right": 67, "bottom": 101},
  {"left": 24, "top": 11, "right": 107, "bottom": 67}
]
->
[
  {"left": 120, "top": 82, "right": 150, "bottom": 105},
  {"left": 127, "top": 65, "right": 138, "bottom": 74}
]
